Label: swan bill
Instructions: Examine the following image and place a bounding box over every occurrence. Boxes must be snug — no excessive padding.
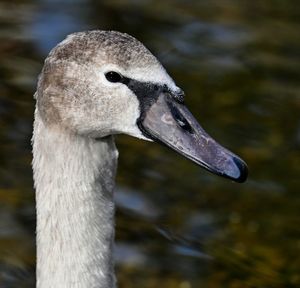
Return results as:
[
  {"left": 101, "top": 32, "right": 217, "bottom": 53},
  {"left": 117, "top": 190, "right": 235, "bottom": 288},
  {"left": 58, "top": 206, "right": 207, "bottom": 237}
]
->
[{"left": 138, "top": 93, "right": 248, "bottom": 183}]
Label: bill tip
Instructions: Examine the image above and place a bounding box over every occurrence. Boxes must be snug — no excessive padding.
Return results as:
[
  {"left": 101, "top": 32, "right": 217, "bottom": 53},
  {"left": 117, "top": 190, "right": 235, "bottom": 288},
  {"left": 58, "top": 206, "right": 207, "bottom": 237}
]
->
[{"left": 232, "top": 156, "right": 248, "bottom": 183}]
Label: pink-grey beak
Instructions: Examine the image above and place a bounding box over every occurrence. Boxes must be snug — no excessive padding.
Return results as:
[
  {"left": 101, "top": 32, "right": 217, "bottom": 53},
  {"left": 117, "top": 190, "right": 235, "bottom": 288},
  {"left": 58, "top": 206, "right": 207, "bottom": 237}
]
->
[{"left": 138, "top": 92, "right": 248, "bottom": 183}]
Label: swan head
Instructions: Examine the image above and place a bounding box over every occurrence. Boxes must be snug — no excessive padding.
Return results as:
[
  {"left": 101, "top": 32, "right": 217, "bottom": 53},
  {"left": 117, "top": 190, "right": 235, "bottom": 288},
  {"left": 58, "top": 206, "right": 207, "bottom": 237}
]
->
[{"left": 36, "top": 30, "right": 247, "bottom": 182}]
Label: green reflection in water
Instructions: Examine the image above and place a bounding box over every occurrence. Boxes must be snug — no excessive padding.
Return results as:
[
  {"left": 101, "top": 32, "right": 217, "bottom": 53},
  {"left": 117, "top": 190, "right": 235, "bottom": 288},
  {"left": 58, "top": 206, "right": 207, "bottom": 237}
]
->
[{"left": 0, "top": 0, "right": 299, "bottom": 287}]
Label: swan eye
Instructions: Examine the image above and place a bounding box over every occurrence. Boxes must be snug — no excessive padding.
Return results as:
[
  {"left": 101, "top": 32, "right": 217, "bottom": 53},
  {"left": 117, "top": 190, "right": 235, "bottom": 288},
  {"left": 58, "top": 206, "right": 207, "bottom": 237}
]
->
[{"left": 105, "top": 71, "right": 122, "bottom": 83}]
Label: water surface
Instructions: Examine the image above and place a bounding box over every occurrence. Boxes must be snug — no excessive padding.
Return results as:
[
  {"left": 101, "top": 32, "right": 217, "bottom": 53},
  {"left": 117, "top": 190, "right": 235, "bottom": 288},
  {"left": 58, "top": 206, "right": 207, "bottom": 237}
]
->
[{"left": 0, "top": 1, "right": 299, "bottom": 287}]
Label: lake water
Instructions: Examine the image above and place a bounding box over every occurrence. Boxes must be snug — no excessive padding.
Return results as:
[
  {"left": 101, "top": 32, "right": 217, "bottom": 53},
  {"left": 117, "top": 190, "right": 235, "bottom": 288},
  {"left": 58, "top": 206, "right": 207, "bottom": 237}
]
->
[{"left": 0, "top": 0, "right": 299, "bottom": 287}]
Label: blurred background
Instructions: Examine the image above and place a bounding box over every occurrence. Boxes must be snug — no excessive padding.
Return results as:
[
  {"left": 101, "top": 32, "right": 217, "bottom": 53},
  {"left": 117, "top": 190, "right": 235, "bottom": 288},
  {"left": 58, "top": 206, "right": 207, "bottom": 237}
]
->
[{"left": 0, "top": 0, "right": 299, "bottom": 287}]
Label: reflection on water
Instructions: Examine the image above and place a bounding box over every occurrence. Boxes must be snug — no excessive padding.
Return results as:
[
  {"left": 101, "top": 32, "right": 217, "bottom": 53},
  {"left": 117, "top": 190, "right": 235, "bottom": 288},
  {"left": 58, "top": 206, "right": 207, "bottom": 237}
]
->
[{"left": 0, "top": 0, "right": 299, "bottom": 287}]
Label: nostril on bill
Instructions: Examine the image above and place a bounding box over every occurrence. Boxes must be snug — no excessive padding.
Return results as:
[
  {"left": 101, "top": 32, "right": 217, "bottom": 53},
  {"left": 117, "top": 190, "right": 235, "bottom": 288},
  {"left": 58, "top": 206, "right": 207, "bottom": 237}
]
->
[{"left": 169, "top": 102, "right": 193, "bottom": 134}]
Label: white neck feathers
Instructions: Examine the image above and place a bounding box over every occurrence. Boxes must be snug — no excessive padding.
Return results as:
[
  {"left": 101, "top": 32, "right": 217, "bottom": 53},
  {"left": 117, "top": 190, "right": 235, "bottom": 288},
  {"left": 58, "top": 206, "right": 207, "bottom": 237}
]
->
[{"left": 32, "top": 110, "right": 118, "bottom": 288}]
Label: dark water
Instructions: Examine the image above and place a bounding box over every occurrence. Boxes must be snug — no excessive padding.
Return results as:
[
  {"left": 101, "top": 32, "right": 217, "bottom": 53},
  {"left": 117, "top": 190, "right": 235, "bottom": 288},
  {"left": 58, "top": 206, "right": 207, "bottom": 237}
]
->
[{"left": 0, "top": 0, "right": 299, "bottom": 287}]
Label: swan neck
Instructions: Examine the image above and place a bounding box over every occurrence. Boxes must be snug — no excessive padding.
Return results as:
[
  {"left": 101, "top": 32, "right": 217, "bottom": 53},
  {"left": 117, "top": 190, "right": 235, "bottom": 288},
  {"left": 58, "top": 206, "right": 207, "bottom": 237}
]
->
[{"left": 32, "top": 110, "right": 118, "bottom": 288}]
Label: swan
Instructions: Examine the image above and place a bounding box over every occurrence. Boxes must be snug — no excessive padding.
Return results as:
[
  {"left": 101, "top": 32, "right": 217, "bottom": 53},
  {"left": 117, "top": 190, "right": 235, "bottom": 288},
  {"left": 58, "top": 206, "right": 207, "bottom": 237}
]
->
[{"left": 32, "top": 30, "right": 247, "bottom": 288}]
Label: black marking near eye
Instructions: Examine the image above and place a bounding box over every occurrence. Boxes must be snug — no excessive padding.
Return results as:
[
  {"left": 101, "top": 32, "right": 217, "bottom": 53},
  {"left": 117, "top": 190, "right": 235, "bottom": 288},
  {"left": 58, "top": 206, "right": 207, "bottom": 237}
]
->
[
  {"left": 120, "top": 76, "right": 187, "bottom": 131},
  {"left": 121, "top": 77, "right": 163, "bottom": 114},
  {"left": 105, "top": 71, "right": 122, "bottom": 83}
]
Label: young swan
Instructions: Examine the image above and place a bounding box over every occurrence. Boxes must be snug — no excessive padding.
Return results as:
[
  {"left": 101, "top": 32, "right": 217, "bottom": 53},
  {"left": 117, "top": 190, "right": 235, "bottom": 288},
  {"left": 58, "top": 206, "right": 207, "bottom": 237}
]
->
[{"left": 32, "top": 30, "right": 247, "bottom": 288}]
